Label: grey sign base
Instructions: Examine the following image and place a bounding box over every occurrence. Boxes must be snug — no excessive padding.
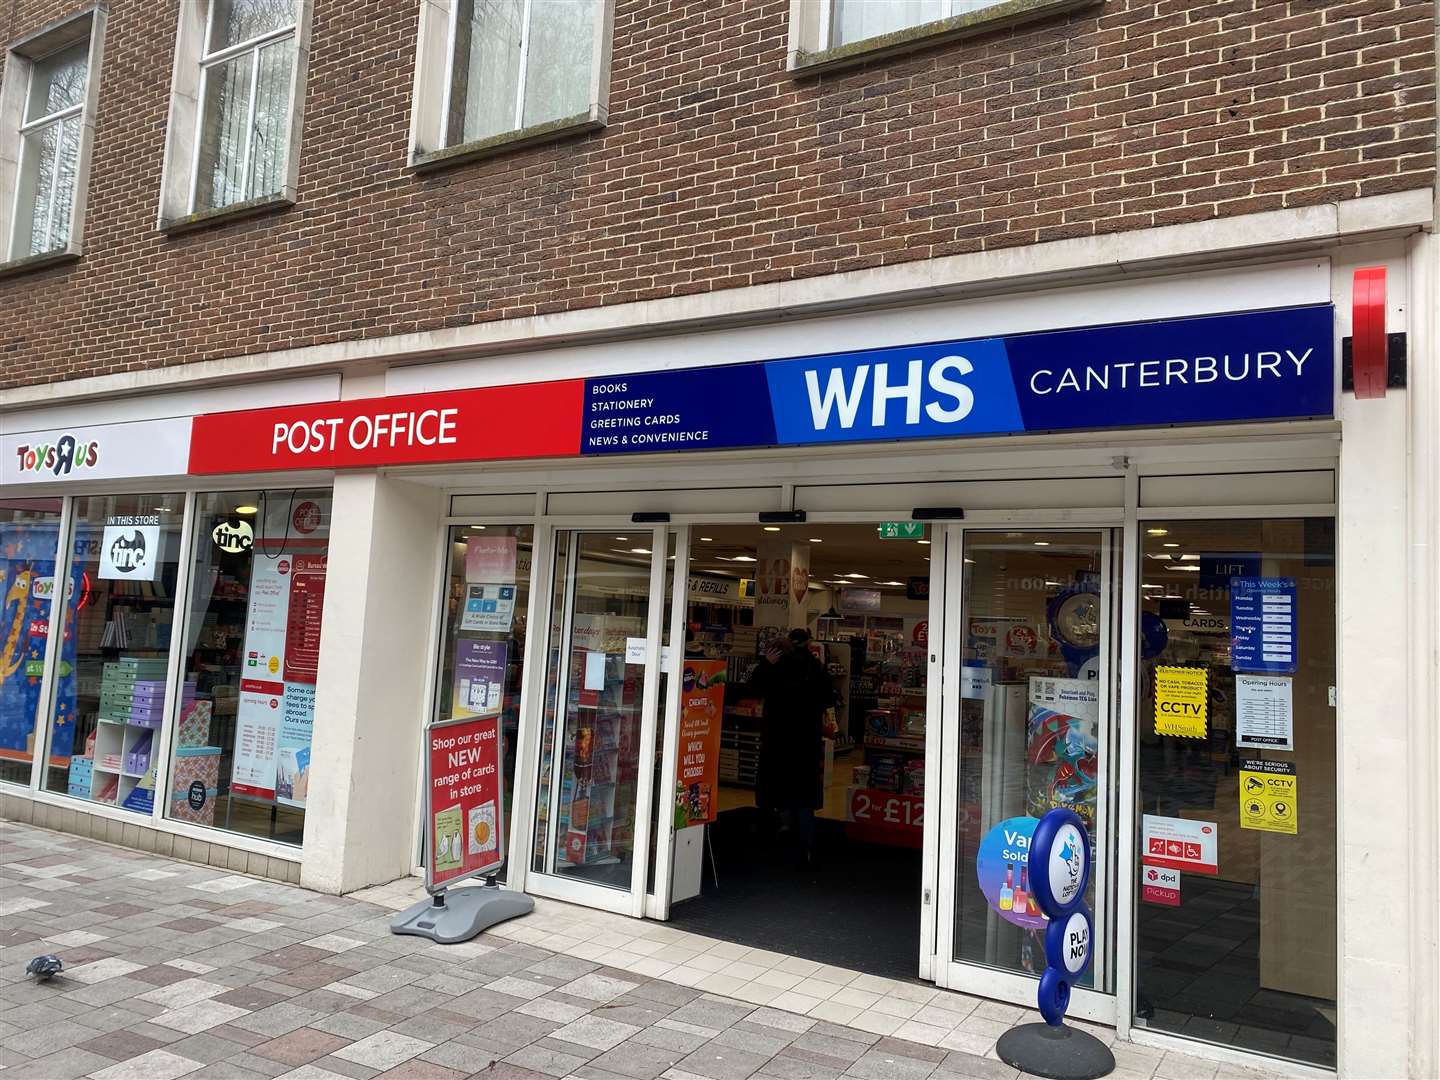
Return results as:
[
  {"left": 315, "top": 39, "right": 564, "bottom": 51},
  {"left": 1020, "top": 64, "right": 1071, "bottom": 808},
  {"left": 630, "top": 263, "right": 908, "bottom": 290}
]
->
[
  {"left": 390, "top": 884, "right": 534, "bottom": 945},
  {"left": 996, "top": 1023, "right": 1115, "bottom": 1080}
]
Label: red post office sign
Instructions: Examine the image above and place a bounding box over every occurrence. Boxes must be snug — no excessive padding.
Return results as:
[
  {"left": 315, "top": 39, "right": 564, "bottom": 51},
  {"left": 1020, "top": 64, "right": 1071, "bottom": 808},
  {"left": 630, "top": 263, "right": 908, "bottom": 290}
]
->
[
  {"left": 188, "top": 380, "right": 585, "bottom": 475},
  {"left": 427, "top": 715, "right": 504, "bottom": 890}
]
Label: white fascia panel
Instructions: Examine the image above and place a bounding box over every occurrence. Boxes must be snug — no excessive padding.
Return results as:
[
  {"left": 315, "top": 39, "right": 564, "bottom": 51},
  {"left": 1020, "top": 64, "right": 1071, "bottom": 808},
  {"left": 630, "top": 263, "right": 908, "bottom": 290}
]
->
[{"left": 386, "top": 258, "right": 1331, "bottom": 395}]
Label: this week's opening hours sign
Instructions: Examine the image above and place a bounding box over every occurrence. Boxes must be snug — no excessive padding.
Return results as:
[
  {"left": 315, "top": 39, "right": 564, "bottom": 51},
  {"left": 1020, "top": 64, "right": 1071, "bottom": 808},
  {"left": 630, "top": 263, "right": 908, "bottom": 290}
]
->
[{"left": 187, "top": 305, "right": 1335, "bottom": 475}]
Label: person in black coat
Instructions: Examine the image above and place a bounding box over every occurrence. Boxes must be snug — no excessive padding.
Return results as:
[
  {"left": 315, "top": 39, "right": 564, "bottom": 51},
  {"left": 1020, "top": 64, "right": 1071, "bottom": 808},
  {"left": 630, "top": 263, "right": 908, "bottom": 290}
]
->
[{"left": 746, "top": 626, "right": 831, "bottom": 861}]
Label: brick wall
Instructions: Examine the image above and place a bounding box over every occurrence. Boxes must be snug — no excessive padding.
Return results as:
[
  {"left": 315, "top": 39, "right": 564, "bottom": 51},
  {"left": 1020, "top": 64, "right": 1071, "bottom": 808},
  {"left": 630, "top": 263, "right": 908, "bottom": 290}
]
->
[{"left": 1, "top": 0, "right": 1433, "bottom": 390}]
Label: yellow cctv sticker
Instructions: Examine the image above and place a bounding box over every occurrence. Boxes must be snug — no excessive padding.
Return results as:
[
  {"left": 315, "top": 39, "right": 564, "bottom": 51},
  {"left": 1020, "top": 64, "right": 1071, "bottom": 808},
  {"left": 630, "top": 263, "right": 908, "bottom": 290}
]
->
[
  {"left": 269, "top": 656, "right": 280, "bottom": 674},
  {"left": 1154, "top": 666, "right": 1208, "bottom": 739},
  {"left": 1239, "top": 759, "right": 1297, "bottom": 835}
]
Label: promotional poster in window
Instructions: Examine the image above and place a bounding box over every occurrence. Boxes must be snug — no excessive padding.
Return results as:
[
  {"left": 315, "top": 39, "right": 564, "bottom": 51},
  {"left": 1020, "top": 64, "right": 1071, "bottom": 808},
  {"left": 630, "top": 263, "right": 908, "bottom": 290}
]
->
[{"left": 1, "top": 519, "right": 77, "bottom": 769}]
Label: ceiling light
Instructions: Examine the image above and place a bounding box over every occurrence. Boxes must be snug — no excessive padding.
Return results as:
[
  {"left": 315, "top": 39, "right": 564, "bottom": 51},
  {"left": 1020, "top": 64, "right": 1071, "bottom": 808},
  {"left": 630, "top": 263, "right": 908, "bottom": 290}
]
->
[
  {"left": 1172, "top": 565, "right": 1200, "bottom": 572},
  {"left": 234, "top": 505, "right": 258, "bottom": 515},
  {"left": 1180, "top": 554, "right": 1200, "bottom": 561},
  {"left": 700, "top": 537, "right": 714, "bottom": 542},
  {"left": 877, "top": 580, "right": 905, "bottom": 586},
  {"left": 615, "top": 536, "right": 628, "bottom": 541},
  {"left": 1044, "top": 580, "right": 1061, "bottom": 587},
  {"left": 1163, "top": 542, "right": 1179, "bottom": 548},
  {"left": 808, "top": 538, "right": 823, "bottom": 543},
  {"left": 629, "top": 547, "right": 652, "bottom": 554},
  {"left": 1147, "top": 528, "right": 1169, "bottom": 536},
  {"left": 917, "top": 540, "right": 930, "bottom": 546},
  {"left": 728, "top": 555, "right": 756, "bottom": 563},
  {"left": 1142, "top": 584, "right": 1164, "bottom": 590},
  {"left": 844, "top": 572, "right": 869, "bottom": 579},
  {"left": 763, "top": 526, "right": 781, "bottom": 532},
  {"left": 964, "top": 558, "right": 975, "bottom": 564},
  {"left": 1033, "top": 541, "right": 1050, "bottom": 547}
]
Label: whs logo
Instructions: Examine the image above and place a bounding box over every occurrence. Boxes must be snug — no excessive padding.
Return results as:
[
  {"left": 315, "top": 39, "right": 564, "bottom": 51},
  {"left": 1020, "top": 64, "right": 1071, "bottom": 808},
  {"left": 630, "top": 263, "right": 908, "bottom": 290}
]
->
[
  {"left": 768, "top": 339, "right": 1019, "bottom": 443},
  {"left": 803, "top": 357, "right": 978, "bottom": 429}
]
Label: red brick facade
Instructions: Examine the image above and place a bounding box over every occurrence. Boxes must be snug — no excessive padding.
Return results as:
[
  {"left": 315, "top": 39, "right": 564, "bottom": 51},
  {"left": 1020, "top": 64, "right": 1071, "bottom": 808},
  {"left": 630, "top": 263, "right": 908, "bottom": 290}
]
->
[{"left": 1, "top": 0, "right": 1433, "bottom": 390}]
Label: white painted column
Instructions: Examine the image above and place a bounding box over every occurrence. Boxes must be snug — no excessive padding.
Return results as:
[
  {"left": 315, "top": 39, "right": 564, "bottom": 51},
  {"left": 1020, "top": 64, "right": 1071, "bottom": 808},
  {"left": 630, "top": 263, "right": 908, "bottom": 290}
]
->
[
  {"left": 1405, "top": 228, "right": 1439, "bottom": 1080},
  {"left": 1334, "top": 248, "right": 1415, "bottom": 1078},
  {"left": 300, "top": 471, "right": 443, "bottom": 894}
]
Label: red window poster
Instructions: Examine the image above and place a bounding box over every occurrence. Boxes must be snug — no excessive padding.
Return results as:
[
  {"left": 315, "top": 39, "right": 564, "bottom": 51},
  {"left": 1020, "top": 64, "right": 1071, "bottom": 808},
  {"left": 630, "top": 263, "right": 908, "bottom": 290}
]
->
[
  {"left": 1141, "top": 814, "right": 1218, "bottom": 875},
  {"left": 675, "top": 659, "right": 726, "bottom": 826},
  {"left": 428, "top": 715, "right": 504, "bottom": 889},
  {"left": 283, "top": 555, "right": 327, "bottom": 684}
]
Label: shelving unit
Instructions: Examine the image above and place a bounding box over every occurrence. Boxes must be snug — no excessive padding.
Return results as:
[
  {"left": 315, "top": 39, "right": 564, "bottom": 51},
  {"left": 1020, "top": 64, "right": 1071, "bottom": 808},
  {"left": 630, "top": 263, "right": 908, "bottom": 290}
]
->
[
  {"left": 834, "top": 627, "right": 929, "bottom": 849},
  {"left": 72, "top": 658, "right": 195, "bottom": 814},
  {"left": 554, "top": 650, "right": 641, "bottom": 869}
]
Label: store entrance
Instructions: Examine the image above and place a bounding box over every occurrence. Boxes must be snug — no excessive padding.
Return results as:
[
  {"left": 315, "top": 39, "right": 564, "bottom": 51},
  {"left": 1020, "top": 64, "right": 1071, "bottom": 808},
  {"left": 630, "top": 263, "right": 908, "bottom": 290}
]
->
[
  {"left": 933, "top": 528, "right": 1118, "bottom": 1019},
  {"left": 664, "top": 523, "right": 933, "bottom": 980}
]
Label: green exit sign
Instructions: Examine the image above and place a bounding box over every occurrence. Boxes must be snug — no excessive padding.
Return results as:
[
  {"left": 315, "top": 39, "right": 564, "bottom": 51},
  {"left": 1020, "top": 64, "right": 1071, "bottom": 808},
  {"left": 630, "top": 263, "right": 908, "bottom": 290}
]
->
[{"left": 878, "top": 521, "right": 924, "bottom": 540}]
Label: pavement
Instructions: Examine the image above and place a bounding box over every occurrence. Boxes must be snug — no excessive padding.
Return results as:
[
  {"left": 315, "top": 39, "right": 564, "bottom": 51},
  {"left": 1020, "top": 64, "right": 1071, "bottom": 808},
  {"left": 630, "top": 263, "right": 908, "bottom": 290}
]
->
[{"left": 0, "top": 820, "right": 1291, "bottom": 1080}]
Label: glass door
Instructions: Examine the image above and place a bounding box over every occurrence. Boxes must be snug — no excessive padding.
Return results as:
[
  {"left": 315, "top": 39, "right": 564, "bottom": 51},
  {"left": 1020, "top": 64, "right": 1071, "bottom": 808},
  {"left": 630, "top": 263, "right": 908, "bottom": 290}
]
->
[
  {"left": 933, "top": 527, "right": 1119, "bottom": 1021},
  {"left": 527, "top": 528, "right": 668, "bottom": 914}
]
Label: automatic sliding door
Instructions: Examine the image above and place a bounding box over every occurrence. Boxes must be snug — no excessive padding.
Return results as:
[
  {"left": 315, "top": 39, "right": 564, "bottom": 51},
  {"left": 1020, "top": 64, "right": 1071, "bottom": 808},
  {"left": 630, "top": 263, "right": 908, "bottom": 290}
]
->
[
  {"left": 530, "top": 530, "right": 664, "bottom": 907},
  {"left": 938, "top": 528, "right": 1117, "bottom": 1017}
]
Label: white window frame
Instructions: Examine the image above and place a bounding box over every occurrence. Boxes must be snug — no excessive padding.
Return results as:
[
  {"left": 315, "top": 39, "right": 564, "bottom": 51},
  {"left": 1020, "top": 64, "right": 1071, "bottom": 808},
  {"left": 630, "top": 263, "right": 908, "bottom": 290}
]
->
[
  {"left": 0, "top": 8, "right": 105, "bottom": 268},
  {"left": 786, "top": 0, "right": 1094, "bottom": 74},
  {"left": 408, "top": 0, "right": 613, "bottom": 168},
  {"left": 157, "top": 0, "right": 311, "bottom": 230}
]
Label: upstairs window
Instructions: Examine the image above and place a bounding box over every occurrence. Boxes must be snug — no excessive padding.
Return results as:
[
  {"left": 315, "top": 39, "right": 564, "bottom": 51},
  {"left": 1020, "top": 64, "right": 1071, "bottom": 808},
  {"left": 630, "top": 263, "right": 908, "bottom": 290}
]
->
[
  {"left": 832, "top": 0, "right": 960, "bottom": 46},
  {"left": 788, "top": 0, "right": 1086, "bottom": 73},
  {"left": 193, "top": 0, "right": 299, "bottom": 213},
  {"left": 0, "top": 11, "right": 104, "bottom": 266},
  {"left": 14, "top": 43, "right": 87, "bottom": 258},
  {"left": 157, "top": 0, "right": 309, "bottom": 229},
  {"left": 410, "top": 0, "right": 613, "bottom": 166}
]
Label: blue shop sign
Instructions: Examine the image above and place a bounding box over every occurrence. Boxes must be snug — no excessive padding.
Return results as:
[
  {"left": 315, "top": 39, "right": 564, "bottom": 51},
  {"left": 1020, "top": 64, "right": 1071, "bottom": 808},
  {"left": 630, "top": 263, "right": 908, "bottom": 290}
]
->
[
  {"left": 1231, "top": 577, "right": 1299, "bottom": 674},
  {"left": 579, "top": 304, "right": 1333, "bottom": 455}
]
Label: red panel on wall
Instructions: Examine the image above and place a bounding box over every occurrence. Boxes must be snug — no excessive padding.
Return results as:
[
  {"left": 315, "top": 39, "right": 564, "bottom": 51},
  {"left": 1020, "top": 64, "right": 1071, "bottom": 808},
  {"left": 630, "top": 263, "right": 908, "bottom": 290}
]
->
[
  {"left": 189, "top": 379, "right": 585, "bottom": 474},
  {"left": 1351, "top": 266, "right": 1387, "bottom": 400}
]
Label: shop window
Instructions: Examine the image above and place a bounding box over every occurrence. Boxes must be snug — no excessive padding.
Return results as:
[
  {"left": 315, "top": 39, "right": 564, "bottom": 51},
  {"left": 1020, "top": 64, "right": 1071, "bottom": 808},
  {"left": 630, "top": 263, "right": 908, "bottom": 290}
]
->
[
  {"left": 157, "top": 0, "right": 309, "bottom": 228},
  {"left": 42, "top": 494, "right": 184, "bottom": 813},
  {"left": 168, "top": 489, "right": 332, "bottom": 844},
  {"left": 1135, "top": 519, "right": 1336, "bottom": 1067},
  {"left": 408, "top": 0, "right": 611, "bottom": 167},
  {"left": 0, "top": 499, "right": 63, "bottom": 785},
  {"left": 0, "top": 10, "right": 105, "bottom": 266},
  {"left": 430, "top": 524, "right": 533, "bottom": 881}
]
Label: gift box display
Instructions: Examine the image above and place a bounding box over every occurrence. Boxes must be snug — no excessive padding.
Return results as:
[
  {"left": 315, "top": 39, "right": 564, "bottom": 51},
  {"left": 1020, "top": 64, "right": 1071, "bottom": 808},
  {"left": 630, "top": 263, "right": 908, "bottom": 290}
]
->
[
  {"left": 169, "top": 746, "right": 221, "bottom": 825},
  {"left": 176, "top": 699, "right": 214, "bottom": 748}
]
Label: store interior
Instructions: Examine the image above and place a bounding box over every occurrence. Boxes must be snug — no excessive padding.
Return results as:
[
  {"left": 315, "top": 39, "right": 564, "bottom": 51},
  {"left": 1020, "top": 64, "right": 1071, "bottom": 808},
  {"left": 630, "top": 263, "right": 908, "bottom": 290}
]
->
[{"left": 666, "top": 524, "right": 931, "bottom": 979}]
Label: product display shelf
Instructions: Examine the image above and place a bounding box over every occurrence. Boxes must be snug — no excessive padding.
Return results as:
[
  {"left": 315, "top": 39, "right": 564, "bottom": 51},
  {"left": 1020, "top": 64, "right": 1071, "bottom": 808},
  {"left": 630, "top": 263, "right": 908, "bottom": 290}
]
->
[
  {"left": 77, "top": 658, "right": 195, "bottom": 814},
  {"left": 863, "top": 733, "right": 926, "bottom": 754}
]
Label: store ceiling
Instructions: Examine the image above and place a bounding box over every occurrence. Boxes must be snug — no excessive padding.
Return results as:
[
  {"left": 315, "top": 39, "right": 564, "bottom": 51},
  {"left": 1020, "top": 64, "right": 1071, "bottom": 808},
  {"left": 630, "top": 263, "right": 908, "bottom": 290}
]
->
[{"left": 683, "top": 524, "right": 931, "bottom": 586}]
